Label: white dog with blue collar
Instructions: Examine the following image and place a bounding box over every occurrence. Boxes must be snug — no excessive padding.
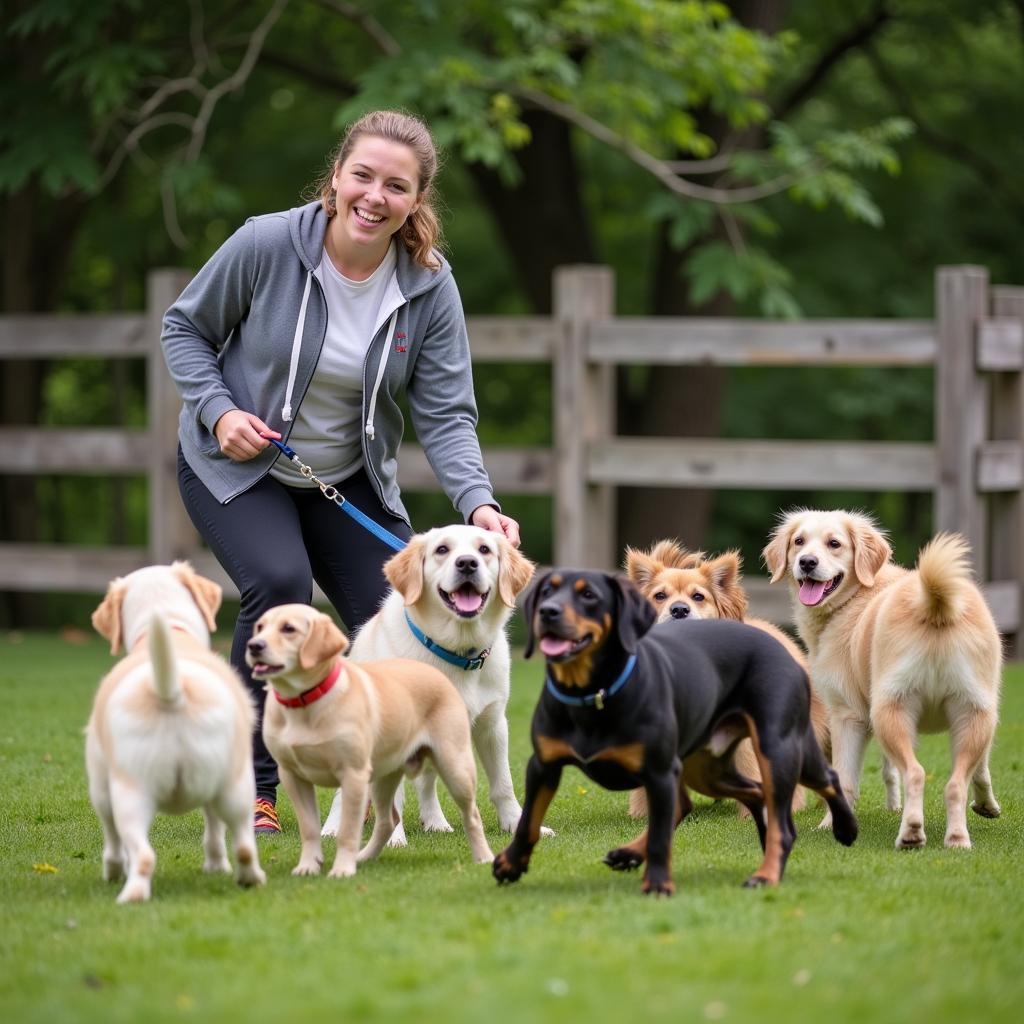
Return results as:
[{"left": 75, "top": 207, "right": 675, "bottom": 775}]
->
[{"left": 321, "top": 524, "right": 539, "bottom": 844}]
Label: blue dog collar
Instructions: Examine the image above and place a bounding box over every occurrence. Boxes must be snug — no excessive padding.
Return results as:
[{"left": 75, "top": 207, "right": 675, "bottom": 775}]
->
[
  {"left": 404, "top": 611, "right": 491, "bottom": 671},
  {"left": 544, "top": 654, "right": 638, "bottom": 711}
]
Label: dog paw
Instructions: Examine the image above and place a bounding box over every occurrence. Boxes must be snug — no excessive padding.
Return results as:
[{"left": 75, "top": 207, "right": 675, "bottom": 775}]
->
[
  {"left": 291, "top": 860, "right": 322, "bottom": 876},
  {"left": 944, "top": 830, "right": 971, "bottom": 850},
  {"left": 203, "top": 856, "right": 232, "bottom": 875},
  {"left": 816, "top": 811, "right": 833, "bottom": 831},
  {"left": 320, "top": 823, "right": 338, "bottom": 839},
  {"left": 492, "top": 849, "right": 527, "bottom": 884},
  {"left": 116, "top": 880, "right": 151, "bottom": 904},
  {"left": 742, "top": 874, "right": 774, "bottom": 889},
  {"left": 238, "top": 865, "right": 267, "bottom": 887},
  {"left": 895, "top": 823, "right": 926, "bottom": 849},
  {"left": 971, "top": 799, "right": 1001, "bottom": 819},
  {"left": 385, "top": 823, "right": 409, "bottom": 848},
  {"left": 327, "top": 861, "right": 357, "bottom": 879},
  {"left": 421, "top": 815, "right": 454, "bottom": 834},
  {"left": 603, "top": 847, "right": 644, "bottom": 872},
  {"left": 641, "top": 874, "right": 675, "bottom": 897}
]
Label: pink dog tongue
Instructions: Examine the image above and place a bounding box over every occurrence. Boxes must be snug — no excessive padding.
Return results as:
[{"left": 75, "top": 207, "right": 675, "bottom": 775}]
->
[
  {"left": 540, "top": 636, "right": 572, "bottom": 657},
  {"left": 799, "top": 579, "right": 829, "bottom": 606},
  {"left": 452, "top": 587, "right": 484, "bottom": 614}
]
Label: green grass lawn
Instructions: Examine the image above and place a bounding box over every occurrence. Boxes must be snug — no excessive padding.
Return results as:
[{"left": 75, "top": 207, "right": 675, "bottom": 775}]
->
[{"left": 1, "top": 631, "right": 1022, "bottom": 1024}]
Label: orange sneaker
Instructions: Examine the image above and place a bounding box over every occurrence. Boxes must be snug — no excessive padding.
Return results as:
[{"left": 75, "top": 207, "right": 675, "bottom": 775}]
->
[{"left": 253, "top": 798, "right": 281, "bottom": 835}]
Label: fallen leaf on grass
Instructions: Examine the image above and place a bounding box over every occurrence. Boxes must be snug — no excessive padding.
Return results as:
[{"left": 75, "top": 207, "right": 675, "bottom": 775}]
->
[{"left": 33, "top": 862, "right": 59, "bottom": 874}]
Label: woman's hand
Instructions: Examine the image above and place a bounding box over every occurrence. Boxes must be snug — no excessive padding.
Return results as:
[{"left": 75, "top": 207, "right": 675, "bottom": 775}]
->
[
  {"left": 471, "top": 505, "right": 521, "bottom": 548},
  {"left": 213, "top": 410, "right": 280, "bottom": 461}
]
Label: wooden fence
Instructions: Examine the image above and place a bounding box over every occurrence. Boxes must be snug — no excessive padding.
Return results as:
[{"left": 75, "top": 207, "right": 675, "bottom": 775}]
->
[{"left": 1, "top": 265, "right": 1021, "bottom": 650}]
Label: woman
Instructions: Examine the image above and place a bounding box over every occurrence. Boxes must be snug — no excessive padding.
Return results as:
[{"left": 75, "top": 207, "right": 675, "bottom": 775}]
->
[{"left": 162, "top": 110, "right": 520, "bottom": 833}]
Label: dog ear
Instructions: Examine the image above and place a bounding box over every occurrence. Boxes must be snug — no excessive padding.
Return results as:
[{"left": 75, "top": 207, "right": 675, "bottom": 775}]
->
[
  {"left": 172, "top": 561, "right": 222, "bottom": 631},
  {"left": 623, "top": 546, "right": 660, "bottom": 591},
  {"left": 704, "top": 551, "right": 748, "bottom": 620},
  {"left": 851, "top": 517, "right": 891, "bottom": 587},
  {"left": 520, "top": 571, "right": 550, "bottom": 659},
  {"left": 384, "top": 535, "right": 426, "bottom": 606},
  {"left": 497, "top": 539, "right": 536, "bottom": 608},
  {"left": 612, "top": 574, "right": 656, "bottom": 652},
  {"left": 299, "top": 612, "right": 349, "bottom": 670},
  {"left": 91, "top": 578, "right": 126, "bottom": 655},
  {"left": 762, "top": 517, "right": 796, "bottom": 583}
]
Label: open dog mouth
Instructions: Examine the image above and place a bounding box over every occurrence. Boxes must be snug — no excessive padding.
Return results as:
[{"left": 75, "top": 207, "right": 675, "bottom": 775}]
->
[
  {"left": 797, "top": 574, "right": 844, "bottom": 607},
  {"left": 248, "top": 661, "right": 284, "bottom": 678},
  {"left": 538, "top": 633, "right": 592, "bottom": 662},
  {"left": 438, "top": 584, "right": 489, "bottom": 618}
]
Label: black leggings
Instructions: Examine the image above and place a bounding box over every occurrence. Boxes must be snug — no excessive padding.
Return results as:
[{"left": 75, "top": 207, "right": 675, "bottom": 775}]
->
[{"left": 177, "top": 448, "right": 413, "bottom": 802}]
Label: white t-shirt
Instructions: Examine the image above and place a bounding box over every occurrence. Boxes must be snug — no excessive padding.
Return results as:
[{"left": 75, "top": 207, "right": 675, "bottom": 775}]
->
[{"left": 270, "top": 242, "right": 397, "bottom": 487}]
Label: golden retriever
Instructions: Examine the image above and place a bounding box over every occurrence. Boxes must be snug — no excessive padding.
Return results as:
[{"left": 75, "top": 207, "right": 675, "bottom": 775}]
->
[
  {"left": 624, "top": 540, "right": 829, "bottom": 817},
  {"left": 88, "top": 562, "right": 265, "bottom": 903},
  {"left": 321, "top": 525, "right": 535, "bottom": 843},
  {"left": 248, "top": 604, "right": 492, "bottom": 878},
  {"left": 763, "top": 509, "right": 1002, "bottom": 849}
]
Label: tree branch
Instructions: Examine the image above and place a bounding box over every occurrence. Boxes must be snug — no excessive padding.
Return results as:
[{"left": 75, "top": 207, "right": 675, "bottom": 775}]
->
[
  {"left": 313, "top": 0, "right": 401, "bottom": 56},
  {"left": 507, "top": 84, "right": 817, "bottom": 205},
  {"left": 775, "top": 1, "right": 892, "bottom": 120}
]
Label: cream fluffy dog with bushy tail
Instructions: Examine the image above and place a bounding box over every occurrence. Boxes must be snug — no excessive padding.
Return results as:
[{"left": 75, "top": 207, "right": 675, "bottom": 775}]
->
[
  {"left": 88, "top": 562, "right": 265, "bottom": 903},
  {"left": 763, "top": 509, "right": 1002, "bottom": 850}
]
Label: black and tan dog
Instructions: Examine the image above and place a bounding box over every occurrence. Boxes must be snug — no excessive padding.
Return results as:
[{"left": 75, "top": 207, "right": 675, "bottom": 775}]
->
[{"left": 492, "top": 570, "right": 857, "bottom": 894}]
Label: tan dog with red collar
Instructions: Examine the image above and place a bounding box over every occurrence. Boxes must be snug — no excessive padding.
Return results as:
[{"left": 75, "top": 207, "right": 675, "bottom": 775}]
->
[{"left": 247, "top": 604, "right": 493, "bottom": 878}]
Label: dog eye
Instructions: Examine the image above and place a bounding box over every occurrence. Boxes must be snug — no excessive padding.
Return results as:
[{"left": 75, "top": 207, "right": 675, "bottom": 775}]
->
[
  {"left": 581, "top": 588, "right": 597, "bottom": 602},
  {"left": 653, "top": 591, "right": 667, "bottom": 602},
  {"left": 793, "top": 536, "right": 804, "bottom": 547},
  {"left": 828, "top": 539, "right": 842, "bottom": 549},
  {"left": 693, "top": 593, "right": 705, "bottom": 602},
  {"left": 435, "top": 545, "right": 449, "bottom": 556},
  {"left": 478, "top": 544, "right": 491, "bottom": 556},
  {"left": 281, "top": 623, "right": 297, "bottom": 634}
]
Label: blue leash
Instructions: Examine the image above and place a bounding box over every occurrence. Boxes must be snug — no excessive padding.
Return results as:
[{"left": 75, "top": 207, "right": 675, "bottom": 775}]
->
[
  {"left": 264, "top": 437, "right": 406, "bottom": 553},
  {"left": 265, "top": 436, "right": 489, "bottom": 670},
  {"left": 545, "top": 654, "right": 638, "bottom": 711}
]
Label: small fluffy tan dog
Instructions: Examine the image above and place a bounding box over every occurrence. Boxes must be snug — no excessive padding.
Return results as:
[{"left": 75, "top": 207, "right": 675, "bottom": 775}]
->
[
  {"left": 322, "top": 525, "right": 535, "bottom": 843},
  {"left": 248, "top": 604, "right": 493, "bottom": 878},
  {"left": 763, "top": 509, "right": 1002, "bottom": 849},
  {"left": 624, "top": 540, "right": 828, "bottom": 817},
  {"left": 88, "top": 562, "right": 265, "bottom": 903}
]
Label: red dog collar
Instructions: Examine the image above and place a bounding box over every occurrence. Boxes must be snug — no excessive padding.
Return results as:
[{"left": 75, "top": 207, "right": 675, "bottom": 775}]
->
[{"left": 273, "top": 662, "right": 342, "bottom": 708}]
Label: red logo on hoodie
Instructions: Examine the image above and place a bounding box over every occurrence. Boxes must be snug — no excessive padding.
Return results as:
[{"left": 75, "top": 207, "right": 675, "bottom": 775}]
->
[{"left": 395, "top": 331, "right": 407, "bottom": 353}]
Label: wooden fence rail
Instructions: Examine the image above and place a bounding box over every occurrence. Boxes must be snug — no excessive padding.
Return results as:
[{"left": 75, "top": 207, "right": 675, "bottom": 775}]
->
[{"left": 1, "top": 265, "right": 1021, "bottom": 652}]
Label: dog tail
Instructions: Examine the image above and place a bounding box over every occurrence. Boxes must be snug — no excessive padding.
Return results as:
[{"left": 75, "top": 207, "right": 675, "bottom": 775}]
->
[
  {"left": 914, "top": 532, "right": 974, "bottom": 627},
  {"left": 148, "top": 613, "right": 183, "bottom": 705}
]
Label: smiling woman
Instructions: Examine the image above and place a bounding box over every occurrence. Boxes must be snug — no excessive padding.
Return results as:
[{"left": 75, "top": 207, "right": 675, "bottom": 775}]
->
[{"left": 160, "top": 109, "right": 521, "bottom": 835}]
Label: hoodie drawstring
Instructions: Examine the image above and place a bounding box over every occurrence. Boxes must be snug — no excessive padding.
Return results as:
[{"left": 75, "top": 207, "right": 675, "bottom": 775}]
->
[
  {"left": 281, "top": 270, "right": 313, "bottom": 422},
  {"left": 364, "top": 309, "right": 399, "bottom": 442}
]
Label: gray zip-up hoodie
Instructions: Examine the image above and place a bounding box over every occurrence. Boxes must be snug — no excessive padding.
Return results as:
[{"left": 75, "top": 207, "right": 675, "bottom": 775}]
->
[{"left": 162, "top": 200, "right": 496, "bottom": 524}]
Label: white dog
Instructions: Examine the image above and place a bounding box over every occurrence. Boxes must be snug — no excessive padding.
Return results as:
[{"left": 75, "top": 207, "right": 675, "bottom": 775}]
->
[
  {"left": 763, "top": 509, "right": 1002, "bottom": 850},
  {"left": 322, "top": 525, "right": 535, "bottom": 844},
  {"left": 88, "top": 562, "right": 266, "bottom": 902}
]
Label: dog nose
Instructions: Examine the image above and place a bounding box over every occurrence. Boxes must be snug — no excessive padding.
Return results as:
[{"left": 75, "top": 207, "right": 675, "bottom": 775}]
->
[
  {"left": 455, "top": 555, "right": 478, "bottom": 574},
  {"left": 668, "top": 602, "right": 690, "bottom": 620},
  {"left": 246, "top": 639, "right": 265, "bottom": 656},
  {"left": 798, "top": 555, "right": 818, "bottom": 574},
  {"left": 537, "top": 601, "right": 561, "bottom": 622}
]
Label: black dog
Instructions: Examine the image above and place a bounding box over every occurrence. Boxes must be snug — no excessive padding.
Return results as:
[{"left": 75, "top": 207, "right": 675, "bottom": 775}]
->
[{"left": 493, "top": 570, "right": 857, "bottom": 894}]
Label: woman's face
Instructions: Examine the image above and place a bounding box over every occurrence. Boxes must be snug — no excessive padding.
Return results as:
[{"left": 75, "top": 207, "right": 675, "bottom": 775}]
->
[{"left": 331, "top": 135, "right": 422, "bottom": 254}]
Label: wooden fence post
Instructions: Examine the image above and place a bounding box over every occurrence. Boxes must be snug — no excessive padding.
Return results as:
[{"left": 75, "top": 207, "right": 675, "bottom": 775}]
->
[
  {"left": 935, "top": 266, "right": 989, "bottom": 568},
  {"left": 552, "top": 266, "right": 616, "bottom": 569},
  {"left": 988, "top": 285, "right": 1024, "bottom": 657},
  {"left": 146, "top": 268, "right": 198, "bottom": 563}
]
